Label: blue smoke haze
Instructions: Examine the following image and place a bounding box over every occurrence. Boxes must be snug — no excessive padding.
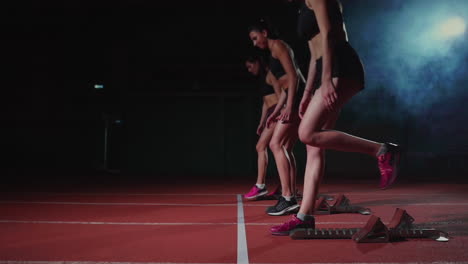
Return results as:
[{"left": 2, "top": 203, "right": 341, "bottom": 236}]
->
[{"left": 341, "top": 0, "right": 468, "bottom": 153}]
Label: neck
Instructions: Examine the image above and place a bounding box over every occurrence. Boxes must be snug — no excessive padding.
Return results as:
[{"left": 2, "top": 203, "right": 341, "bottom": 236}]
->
[{"left": 267, "top": 38, "right": 275, "bottom": 50}]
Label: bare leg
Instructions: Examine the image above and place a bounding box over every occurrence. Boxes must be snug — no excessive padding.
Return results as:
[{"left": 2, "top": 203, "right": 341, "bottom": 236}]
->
[
  {"left": 269, "top": 120, "right": 297, "bottom": 197},
  {"left": 299, "top": 109, "right": 340, "bottom": 215},
  {"left": 271, "top": 78, "right": 399, "bottom": 234},
  {"left": 298, "top": 79, "right": 382, "bottom": 156},
  {"left": 256, "top": 123, "right": 276, "bottom": 185},
  {"left": 284, "top": 121, "right": 299, "bottom": 196},
  {"left": 298, "top": 78, "right": 382, "bottom": 214}
]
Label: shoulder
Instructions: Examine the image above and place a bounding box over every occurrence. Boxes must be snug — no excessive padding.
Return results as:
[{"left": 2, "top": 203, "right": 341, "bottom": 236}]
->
[{"left": 271, "top": 39, "right": 288, "bottom": 56}]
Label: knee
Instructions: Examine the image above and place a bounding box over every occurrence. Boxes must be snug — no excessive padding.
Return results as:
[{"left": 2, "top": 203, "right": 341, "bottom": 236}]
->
[
  {"left": 256, "top": 141, "right": 267, "bottom": 153},
  {"left": 269, "top": 139, "right": 282, "bottom": 153},
  {"left": 299, "top": 127, "right": 320, "bottom": 147}
]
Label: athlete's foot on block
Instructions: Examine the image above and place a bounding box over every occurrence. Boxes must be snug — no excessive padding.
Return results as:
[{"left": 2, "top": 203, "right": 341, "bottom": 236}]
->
[
  {"left": 270, "top": 214, "right": 315, "bottom": 236},
  {"left": 244, "top": 185, "right": 268, "bottom": 200},
  {"left": 378, "top": 142, "right": 402, "bottom": 190},
  {"left": 266, "top": 196, "right": 300, "bottom": 216}
]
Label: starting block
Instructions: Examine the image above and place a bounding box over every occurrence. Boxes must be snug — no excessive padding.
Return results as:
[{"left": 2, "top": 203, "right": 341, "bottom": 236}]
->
[
  {"left": 291, "top": 208, "right": 449, "bottom": 243},
  {"left": 315, "top": 194, "right": 371, "bottom": 215},
  {"left": 318, "top": 194, "right": 335, "bottom": 201}
]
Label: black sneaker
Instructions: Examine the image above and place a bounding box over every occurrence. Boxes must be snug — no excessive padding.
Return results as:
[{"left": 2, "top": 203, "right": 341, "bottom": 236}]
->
[{"left": 266, "top": 196, "right": 300, "bottom": 216}]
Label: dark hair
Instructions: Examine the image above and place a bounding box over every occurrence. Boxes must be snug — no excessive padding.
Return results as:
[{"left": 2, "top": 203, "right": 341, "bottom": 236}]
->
[
  {"left": 245, "top": 55, "right": 260, "bottom": 64},
  {"left": 248, "top": 18, "right": 279, "bottom": 39},
  {"left": 245, "top": 53, "right": 268, "bottom": 75}
]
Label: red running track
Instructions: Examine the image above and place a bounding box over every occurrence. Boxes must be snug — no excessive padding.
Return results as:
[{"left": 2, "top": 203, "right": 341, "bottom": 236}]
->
[{"left": 1, "top": 180, "right": 468, "bottom": 264}]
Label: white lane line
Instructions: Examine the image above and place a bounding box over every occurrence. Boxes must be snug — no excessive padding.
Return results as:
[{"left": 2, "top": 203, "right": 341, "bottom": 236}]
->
[
  {"left": 1, "top": 201, "right": 468, "bottom": 207},
  {"left": 237, "top": 194, "right": 249, "bottom": 264}
]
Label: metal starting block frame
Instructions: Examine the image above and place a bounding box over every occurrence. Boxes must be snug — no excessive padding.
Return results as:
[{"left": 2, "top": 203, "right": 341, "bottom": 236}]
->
[
  {"left": 315, "top": 194, "right": 371, "bottom": 215},
  {"left": 291, "top": 208, "right": 449, "bottom": 242}
]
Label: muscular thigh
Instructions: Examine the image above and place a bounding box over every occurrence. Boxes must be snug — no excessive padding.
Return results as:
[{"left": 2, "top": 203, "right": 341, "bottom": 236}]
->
[
  {"left": 271, "top": 120, "right": 298, "bottom": 147},
  {"left": 258, "top": 122, "right": 276, "bottom": 148},
  {"left": 300, "top": 77, "right": 360, "bottom": 133}
]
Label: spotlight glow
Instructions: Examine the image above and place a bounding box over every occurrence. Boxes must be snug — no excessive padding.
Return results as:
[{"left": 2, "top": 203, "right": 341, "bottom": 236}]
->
[{"left": 437, "top": 17, "right": 466, "bottom": 39}]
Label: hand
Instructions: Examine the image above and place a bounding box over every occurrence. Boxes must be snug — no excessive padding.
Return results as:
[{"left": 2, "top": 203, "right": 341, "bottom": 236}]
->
[
  {"left": 256, "top": 124, "right": 265, "bottom": 135},
  {"left": 320, "top": 79, "right": 337, "bottom": 111},
  {"left": 298, "top": 96, "right": 311, "bottom": 119},
  {"left": 266, "top": 110, "right": 280, "bottom": 128},
  {"left": 277, "top": 105, "right": 292, "bottom": 123}
]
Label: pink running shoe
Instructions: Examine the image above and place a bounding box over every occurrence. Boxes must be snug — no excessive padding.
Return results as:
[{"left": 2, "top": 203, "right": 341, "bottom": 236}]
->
[
  {"left": 244, "top": 185, "right": 268, "bottom": 200},
  {"left": 270, "top": 214, "right": 315, "bottom": 236},
  {"left": 378, "top": 143, "right": 401, "bottom": 189},
  {"left": 265, "top": 185, "right": 281, "bottom": 200}
]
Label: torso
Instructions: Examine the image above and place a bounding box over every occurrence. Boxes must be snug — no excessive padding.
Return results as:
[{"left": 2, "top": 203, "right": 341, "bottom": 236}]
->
[
  {"left": 269, "top": 40, "right": 298, "bottom": 91},
  {"left": 302, "top": 0, "right": 348, "bottom": 60},
  {"left": 263, "top": 73, "right": 279, "bottom": 108},
  {"left": 263, "top": 93, "right": 278, "bottom": 109}
]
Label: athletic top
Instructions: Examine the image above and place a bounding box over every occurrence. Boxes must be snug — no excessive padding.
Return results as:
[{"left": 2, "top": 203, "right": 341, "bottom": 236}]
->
[
  {"left": 269, "top": 55, "right": 286, "bottom": 79},
  {"left": 297, "top": 0, "right": 343, "bottom": 41},
  {"left": 259, "top": 72, "right": 275, "bottom": 96}
]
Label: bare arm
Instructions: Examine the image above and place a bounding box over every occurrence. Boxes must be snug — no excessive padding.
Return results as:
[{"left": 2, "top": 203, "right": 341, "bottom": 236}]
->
[
  {"left": 259, "top": 101, "right": 268, "bottom": 125},
  {"left": 298, "top": 41, "right": 318, "bottom": 118},
  {"left": 312, "top": 0, "right": 334, "bottom": 82},
  {"left": 304, "top": 41, "right": 318, "bottom": 98},
  {"left": 266, "top": 89, "right": 288, "bottom": 128},
  {"left": 271, "top": 40, "right": 298, "bottom": 112},
  {"left": 312, "top": 0, "right": 340, "bottom": 109}
]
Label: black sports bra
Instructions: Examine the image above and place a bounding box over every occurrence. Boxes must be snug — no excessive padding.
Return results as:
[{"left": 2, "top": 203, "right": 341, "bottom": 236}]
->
[
  {"left": 269, "top": 55, "right": 286, "bottom": 79},
  {"left": 297, "top": 0, "right": 343, "bottom": 40}
]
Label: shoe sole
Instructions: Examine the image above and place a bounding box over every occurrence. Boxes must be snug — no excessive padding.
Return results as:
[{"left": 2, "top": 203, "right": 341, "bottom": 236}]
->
[
  {"left": 271, "top": 231, "right": 290, "bottom": 236},
  {"left": 244, "top": 190, "right": 268, "bottom": 200},
  {"left": 267, "top": 204, "right": 300, "bottom": 216},
  {"left": 271, "top": 226, "right": 313, "bottom": 236}
]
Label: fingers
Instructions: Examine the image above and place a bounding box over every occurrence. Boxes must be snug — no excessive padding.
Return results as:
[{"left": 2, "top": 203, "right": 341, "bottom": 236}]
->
[
  {"left": 329, "top": 91, "right": 338, "bottom": 111},
  {"left": 322, "top": 93, "right": 330, "bottom": 111},
  {"left": 323, "top": 92, "right": 338, "bottom": 112},
  {"left": 266, "top": 117, "right": 273, "bottom": 128},
  {"left": 332, "top": 90, "right": 338, "bottom": 102},
  {"left": 279, "top": 113, "right": 290, "bottom": 123}
]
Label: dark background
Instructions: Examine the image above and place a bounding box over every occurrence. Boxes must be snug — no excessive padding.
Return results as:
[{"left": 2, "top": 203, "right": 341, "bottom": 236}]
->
[{"left": 2, "top": 0, "right": 468, "bottom": 185}]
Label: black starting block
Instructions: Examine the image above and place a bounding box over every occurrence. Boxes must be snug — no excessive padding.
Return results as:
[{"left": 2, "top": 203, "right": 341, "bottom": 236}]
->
[
  {"left": 315, "top": 194, "right": 371, "bottom": 215},
  {"left": 290, "top": 208, "right": 449, "bottom": 243}
]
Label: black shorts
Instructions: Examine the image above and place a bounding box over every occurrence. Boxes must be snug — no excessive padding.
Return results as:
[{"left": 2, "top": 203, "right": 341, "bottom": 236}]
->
[{"left": 313, "top": 42, "right": 365, "bottom": 90}]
